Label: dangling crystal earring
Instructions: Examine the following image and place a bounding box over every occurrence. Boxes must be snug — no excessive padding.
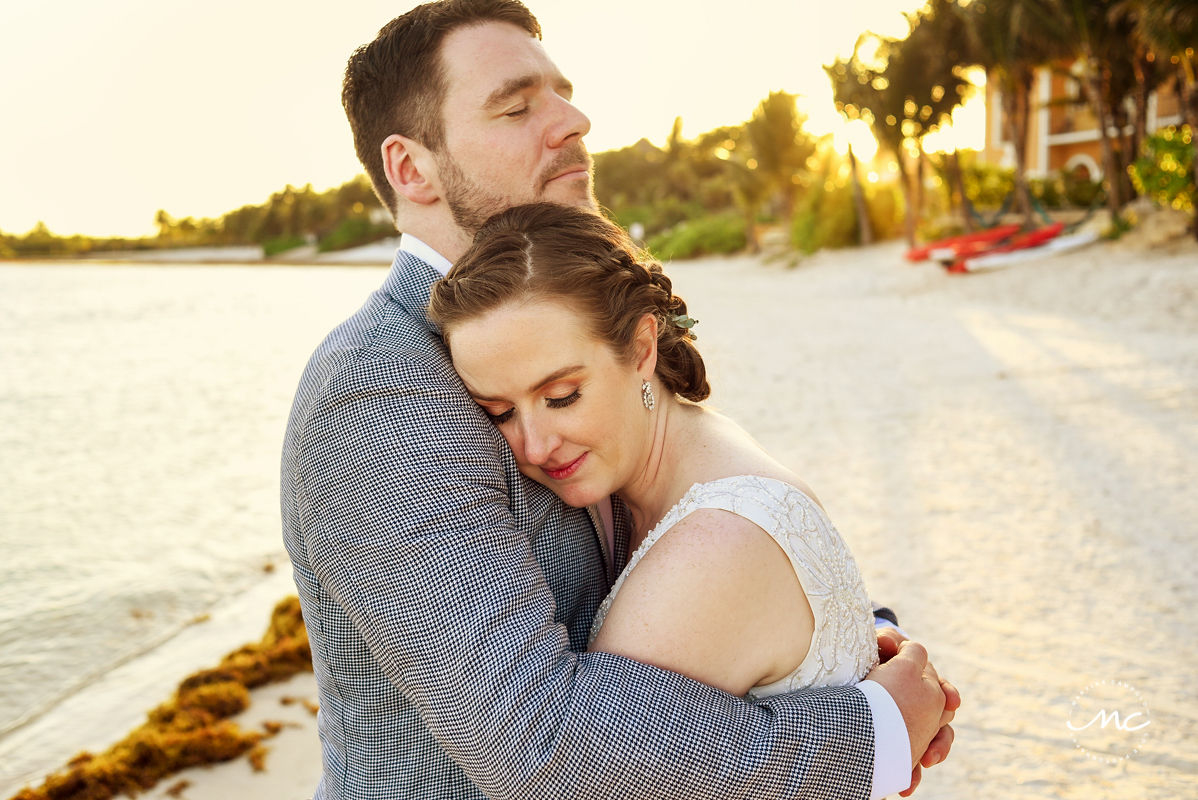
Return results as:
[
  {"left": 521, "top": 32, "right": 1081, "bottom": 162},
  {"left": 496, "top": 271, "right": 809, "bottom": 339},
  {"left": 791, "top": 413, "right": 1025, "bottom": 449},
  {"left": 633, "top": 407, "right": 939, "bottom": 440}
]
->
[{"left": 641, "top": 379, "right": 656, "bottom": 411}]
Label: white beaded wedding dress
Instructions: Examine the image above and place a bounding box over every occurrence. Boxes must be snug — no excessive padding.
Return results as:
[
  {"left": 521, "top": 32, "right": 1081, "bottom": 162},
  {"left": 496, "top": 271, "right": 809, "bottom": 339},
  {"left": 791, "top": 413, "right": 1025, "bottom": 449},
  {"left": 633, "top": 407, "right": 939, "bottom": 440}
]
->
[{"left": 588, "top": 475, "right": 879, "bottom": 698}]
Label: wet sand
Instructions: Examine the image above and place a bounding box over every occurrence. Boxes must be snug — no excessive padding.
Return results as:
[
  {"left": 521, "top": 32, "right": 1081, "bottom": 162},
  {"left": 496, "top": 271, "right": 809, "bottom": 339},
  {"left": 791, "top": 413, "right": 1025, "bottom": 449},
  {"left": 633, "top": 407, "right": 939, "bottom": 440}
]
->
[{"left": 16, "top": 233, "right": 1196, "bottom": 799}]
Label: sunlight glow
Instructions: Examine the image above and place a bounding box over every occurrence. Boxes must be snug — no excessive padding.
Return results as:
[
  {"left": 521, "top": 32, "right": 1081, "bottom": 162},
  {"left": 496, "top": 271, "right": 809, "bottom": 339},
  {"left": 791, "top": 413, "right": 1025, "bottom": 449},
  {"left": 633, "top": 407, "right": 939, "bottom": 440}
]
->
[{"left": 0, "top": 0, "right": 985, "bottom": 237}]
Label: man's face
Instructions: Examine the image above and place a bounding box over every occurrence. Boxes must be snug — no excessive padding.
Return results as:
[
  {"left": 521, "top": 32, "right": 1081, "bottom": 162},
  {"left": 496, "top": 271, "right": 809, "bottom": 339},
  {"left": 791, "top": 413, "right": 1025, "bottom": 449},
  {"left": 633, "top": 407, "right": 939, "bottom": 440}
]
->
[{"left": 433, "top": 22, "right": 595, "bottom": 232}]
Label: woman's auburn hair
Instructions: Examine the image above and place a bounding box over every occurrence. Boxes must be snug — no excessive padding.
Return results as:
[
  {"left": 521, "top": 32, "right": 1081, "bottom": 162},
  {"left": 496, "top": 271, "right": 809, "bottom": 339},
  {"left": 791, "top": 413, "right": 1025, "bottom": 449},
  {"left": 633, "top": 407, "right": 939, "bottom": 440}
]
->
[{"left": 428, "top": 203, "right": 709, "bottom": 402}]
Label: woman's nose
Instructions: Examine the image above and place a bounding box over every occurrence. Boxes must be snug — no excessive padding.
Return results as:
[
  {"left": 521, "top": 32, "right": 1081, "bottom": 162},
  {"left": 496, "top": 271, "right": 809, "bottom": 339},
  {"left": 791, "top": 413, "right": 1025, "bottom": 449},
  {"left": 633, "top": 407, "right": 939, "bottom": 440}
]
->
[{"left": 518, "top": 415, "right": 558, "bottom": 466}]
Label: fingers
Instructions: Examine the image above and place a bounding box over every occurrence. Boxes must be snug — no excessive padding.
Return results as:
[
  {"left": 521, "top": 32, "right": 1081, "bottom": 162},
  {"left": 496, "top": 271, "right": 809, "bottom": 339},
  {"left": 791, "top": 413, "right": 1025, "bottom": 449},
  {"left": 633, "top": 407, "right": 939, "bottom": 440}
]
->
[
  {"left": 898, "top": 764, "right": 922, "bottom": 797},
  {"left": 922, "top": 658, "right": 940, "bottom": 686},
  {"left": 895, "top": 640, "right": 929, "bottom": 669},
  {"left": 876, "top": 627, "right": 907, "bottom": 662},
  {"left": 941, "top": 677, "right": 962, "bottom": 712},
  {"left": 921, "top": 724, "right": 955, "bottom": 768},
  {"left": 939, "top": 706, "right": 955, "bottom": 729}
]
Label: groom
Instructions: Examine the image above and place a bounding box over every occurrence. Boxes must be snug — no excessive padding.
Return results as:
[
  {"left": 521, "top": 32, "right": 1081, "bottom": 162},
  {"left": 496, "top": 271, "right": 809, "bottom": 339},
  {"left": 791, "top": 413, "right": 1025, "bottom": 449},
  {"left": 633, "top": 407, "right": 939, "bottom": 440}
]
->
[{"left": 281, "top": 2, "right": 956, "bottom": 799}]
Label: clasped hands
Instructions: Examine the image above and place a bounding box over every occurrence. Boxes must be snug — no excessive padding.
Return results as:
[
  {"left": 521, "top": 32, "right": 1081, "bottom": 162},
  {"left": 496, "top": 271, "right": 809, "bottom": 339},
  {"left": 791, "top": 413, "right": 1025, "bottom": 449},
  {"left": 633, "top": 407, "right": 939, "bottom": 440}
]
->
[{"left": 867, "top": 628, "right": 960, "bottom": 797}]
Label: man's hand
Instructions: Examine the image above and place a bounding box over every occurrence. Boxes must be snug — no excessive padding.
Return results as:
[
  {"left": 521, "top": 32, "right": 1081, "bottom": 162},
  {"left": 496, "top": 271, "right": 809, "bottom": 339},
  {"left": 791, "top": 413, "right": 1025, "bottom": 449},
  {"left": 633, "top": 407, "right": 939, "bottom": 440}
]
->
[
  {"left": 873, "top": 628, "right": 961, "bottom": 796},
  {"left": 900, "top": 719, "right": 957, "bottom": 796},
  {"left": 865, "top": 641, "right": 954, "bottom": 766},
  {"left": 876, "top": 626, "right": 906, "bottom": 663}
]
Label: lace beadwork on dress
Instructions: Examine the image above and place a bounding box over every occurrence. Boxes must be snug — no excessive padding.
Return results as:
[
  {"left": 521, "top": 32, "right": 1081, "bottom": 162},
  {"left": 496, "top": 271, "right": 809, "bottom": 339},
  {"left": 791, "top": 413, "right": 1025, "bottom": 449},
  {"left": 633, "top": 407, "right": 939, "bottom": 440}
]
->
[{"left": 588, "top": 475, "right": 878, "bottom": 698}]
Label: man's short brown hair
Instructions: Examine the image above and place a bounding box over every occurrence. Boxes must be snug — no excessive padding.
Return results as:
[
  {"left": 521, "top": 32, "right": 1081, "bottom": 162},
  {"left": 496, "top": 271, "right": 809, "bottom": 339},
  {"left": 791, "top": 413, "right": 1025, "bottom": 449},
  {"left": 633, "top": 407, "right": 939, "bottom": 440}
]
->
[{"left": 341, "top": 0, "right": 541, "bottom": 218}]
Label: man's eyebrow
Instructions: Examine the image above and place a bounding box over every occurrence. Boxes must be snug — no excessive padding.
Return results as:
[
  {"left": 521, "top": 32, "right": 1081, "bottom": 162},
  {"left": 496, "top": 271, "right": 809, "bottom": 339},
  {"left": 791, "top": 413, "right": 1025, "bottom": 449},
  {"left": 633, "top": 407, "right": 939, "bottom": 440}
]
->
[
  {"left": 483, "top": 75, "right": 537, "bottom": 110},
  {"left": 483, "top": 75, "right": 574, "bottom": 110}
]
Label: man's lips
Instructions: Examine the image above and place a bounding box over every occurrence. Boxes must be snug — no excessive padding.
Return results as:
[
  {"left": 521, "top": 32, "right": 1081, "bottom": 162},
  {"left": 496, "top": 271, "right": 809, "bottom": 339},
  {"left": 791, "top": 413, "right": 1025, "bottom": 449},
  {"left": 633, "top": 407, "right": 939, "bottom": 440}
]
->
[
  {"left": 541, "top": 453, "right": 586, "bottom": 480},
  {"left": 546, "top": 166, "right": 589, "bottom": 184}
]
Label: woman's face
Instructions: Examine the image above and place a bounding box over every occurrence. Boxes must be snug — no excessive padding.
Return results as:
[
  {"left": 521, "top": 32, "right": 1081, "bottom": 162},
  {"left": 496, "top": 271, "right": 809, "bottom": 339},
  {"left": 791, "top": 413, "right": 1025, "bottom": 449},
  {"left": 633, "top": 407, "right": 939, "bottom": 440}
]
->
[{"left": 447, "top": 297, "right": 653, "bottom": 508}]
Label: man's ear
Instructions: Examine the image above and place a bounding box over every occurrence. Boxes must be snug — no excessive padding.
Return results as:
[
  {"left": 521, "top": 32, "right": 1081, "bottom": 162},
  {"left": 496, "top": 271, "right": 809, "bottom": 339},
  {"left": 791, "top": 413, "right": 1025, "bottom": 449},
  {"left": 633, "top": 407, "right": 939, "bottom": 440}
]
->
[
  {"left": 381, "top": 133, "right": 439, "bottom": 206},
  {"left": 634, "top": 313, "right": 659, "bottom": 378}
]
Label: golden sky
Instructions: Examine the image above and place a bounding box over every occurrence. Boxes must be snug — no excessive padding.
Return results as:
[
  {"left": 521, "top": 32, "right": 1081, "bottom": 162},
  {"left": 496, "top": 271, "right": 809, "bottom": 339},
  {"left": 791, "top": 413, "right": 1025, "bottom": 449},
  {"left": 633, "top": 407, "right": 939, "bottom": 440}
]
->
[{"left": 1, "top": 0, "right": 983, "bottom": 237}]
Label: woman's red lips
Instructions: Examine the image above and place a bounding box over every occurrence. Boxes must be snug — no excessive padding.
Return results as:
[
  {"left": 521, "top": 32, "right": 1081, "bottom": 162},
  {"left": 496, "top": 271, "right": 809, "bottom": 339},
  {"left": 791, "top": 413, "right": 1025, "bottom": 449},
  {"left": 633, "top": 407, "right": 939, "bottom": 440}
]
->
[{"left": 542, "top": 453, "right": 586, "bottom": 480}]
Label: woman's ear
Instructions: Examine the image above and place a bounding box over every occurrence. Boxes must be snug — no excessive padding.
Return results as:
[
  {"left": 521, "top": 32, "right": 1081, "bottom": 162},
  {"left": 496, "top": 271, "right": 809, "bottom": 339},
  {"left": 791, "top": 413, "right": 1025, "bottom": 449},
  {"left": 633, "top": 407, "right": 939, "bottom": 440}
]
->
[
  {"left": 633, "top": 313, "right": 659, "bottom": 379},
  {"left": 381, "top": 134, "right": 439, "bottom": 205}
]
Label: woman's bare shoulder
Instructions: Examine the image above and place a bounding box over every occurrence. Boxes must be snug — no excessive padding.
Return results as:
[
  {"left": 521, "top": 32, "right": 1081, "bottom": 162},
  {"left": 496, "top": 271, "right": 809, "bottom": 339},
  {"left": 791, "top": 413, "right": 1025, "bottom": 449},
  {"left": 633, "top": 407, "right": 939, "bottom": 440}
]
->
[{"left": 589, "top": 506, "right": 814, "bottom": 695}]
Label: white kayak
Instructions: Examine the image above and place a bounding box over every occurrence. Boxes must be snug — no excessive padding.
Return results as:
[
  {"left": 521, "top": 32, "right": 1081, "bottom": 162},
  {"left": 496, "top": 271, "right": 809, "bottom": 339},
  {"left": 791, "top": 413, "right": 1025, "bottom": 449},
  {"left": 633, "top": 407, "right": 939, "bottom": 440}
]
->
[{"left": 964, "top": 230, "right": 1100, "bottom": 272}]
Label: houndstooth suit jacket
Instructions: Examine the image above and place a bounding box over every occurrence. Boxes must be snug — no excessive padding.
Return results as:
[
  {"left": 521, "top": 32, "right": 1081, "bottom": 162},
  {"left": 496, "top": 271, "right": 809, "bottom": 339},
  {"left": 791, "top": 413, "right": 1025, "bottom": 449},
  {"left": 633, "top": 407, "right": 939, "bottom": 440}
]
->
[{"left": 281, "top": 250, "right": 876, "bottom": 800}]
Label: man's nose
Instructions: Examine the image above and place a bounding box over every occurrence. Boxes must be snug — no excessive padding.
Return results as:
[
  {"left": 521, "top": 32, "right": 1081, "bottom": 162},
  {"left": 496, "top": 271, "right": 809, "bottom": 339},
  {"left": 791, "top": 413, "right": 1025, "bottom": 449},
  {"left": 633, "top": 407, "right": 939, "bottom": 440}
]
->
[{"left": 547, "top": 94, "right": 591, "bottom": 148}]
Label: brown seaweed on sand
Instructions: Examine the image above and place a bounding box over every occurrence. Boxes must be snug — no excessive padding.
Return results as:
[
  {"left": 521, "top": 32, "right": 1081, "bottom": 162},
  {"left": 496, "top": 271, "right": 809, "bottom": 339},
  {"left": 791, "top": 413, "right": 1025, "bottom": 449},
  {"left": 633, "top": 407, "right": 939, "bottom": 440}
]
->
[{"left": 8, "top": 596, "right": 312, "bottom": 800}]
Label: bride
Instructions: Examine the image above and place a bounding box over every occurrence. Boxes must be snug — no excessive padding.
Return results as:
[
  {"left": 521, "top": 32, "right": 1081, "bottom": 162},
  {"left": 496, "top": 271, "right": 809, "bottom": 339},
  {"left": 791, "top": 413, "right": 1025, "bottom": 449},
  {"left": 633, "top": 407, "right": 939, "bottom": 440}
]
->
[{"left": 429, "top": 201, "right": 894, "bottom": 701}]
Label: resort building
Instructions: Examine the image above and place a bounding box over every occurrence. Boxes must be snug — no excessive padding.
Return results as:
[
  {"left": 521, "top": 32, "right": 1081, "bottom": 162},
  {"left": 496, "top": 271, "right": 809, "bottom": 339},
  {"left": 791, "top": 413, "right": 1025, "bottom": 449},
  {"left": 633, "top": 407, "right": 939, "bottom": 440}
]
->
[{"left": 981, "top": 64, "right": 1184, "bottom": 179}]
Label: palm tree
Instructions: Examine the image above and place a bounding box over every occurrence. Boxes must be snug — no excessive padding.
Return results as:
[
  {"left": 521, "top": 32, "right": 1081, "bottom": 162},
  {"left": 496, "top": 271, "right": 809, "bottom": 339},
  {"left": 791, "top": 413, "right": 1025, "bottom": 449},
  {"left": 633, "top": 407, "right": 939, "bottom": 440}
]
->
[
  {"left": 1046, "top": 0, "right": 1141, "bottom": 218},
  {"left": 828, "top": 39, "right": 913, "bottom": 243},
  {"left": 1122, "top": 0, "right": 1198, "bottom": 237},
  {"left": 893, "top": 0, "right": 978, "bottom": 230},
  {"left": 959, "top": 0, "right": 1063, "bottom": 226},
  {"left": 1109, "top": 2, "right": 1175, "bottom": 181},
  {"left": 744, "top": 91, "right": 818, "bottom": 221},
  {"left": 827, "top": 2, "right": 973, "bottom": 245}
]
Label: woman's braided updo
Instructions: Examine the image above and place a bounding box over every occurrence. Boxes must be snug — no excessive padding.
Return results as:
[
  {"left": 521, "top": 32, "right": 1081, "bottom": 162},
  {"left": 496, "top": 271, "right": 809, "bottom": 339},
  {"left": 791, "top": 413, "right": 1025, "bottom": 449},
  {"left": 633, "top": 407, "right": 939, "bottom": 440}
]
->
[{"left": 429, "top": 203, "right": 709, "bottom": 402}]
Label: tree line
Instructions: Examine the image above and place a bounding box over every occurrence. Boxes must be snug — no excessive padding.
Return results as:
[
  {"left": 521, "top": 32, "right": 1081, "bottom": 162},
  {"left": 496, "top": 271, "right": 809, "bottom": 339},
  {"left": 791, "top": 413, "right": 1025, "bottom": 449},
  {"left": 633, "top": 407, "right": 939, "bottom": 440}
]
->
[
  {"left": 0, "top": 176, "right": 394, "bottom": 260},
  {"left": 4, "top": 0, "right": 1194, "bottom": 259}
]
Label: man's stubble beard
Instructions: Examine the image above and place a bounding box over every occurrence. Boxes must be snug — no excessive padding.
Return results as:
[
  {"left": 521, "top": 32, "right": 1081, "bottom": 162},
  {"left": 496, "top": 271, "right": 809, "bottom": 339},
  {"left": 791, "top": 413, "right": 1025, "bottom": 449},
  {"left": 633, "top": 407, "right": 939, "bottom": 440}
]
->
[{"left": 436, "top": 143, "right": 596, "bottom": 235}]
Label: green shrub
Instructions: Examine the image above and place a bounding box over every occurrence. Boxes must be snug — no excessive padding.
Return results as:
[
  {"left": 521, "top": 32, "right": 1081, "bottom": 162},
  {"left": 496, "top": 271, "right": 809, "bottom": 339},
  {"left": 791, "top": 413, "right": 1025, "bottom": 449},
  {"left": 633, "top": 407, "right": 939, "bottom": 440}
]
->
[
  {"left": 865, "top": 182, "right": 904, "bottom": 242},
  {"left": 609, "top": 199, "right": 708, "bottom": 239},
  {"left": 1029, "top": 176, "right": 1066, "bottom": 209},
  {"left": 1130, "top": 125, "right": 1195, "bottom": 212},
  {"left": 789, "top": 176, "right": 904, "bottom": 254},
  {"left": 317, "top": 217, "right": 394, "bottom": 252},
  {"left": 963, "top": 162, "right": 1015, "bottom": 210},
  {"left": 262, "top": 234, "right": 307, "bottom": 257},
  {"left": 647, "top": 214, "right": 747, "bottom": 261},
  {"left": 917, "top": 217, "right": 966, "bottom": 242},
  {"left": 791, "top": 180, "right": 857, "bottom": 254},
  {"left": 1062, "top": 169, "right": 1105, "bottom": 208}
]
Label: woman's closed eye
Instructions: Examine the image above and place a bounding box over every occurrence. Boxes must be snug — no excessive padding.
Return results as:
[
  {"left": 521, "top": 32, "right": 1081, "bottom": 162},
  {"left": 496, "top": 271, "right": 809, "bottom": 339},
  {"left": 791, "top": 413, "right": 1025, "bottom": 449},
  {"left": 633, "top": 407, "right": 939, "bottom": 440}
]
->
[
  {"left": 546, "top": 390, "right": 581, "bottom": 409},
  {"left": 483, "top": 390, "right": 580, "bottom": 425},
  {"left": 487, "top": 407, "right": 515, "bottom": 424}
]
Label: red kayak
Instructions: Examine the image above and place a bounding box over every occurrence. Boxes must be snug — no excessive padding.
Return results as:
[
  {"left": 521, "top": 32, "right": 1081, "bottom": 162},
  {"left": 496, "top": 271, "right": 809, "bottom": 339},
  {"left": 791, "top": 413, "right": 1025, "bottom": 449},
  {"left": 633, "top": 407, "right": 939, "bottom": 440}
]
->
[
  {"left": 905, "top": 224, "right": 1021, "bottom": 262},
  {"left": 946, "top": 223, "right": 1065, "bottom": 273}
]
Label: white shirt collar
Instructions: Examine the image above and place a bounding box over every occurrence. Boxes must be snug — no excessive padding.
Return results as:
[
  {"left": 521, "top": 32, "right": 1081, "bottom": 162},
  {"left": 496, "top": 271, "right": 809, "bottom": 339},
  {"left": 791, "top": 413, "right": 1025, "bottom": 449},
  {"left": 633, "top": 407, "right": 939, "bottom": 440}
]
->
[{"left": 399, "top": 232, "right": 453, "bottom": 276}]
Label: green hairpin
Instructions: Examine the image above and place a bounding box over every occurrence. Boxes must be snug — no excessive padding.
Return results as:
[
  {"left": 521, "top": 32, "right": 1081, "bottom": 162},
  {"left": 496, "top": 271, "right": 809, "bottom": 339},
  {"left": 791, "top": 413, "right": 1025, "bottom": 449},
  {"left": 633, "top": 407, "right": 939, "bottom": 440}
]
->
[{"left": 671, "top": 313, "right": 698, "bottom": 339}]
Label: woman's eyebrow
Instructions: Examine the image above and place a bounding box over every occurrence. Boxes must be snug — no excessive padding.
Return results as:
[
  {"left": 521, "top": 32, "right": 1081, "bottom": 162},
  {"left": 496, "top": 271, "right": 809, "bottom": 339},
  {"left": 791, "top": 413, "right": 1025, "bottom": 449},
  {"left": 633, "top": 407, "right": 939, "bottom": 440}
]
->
[
  {"left": 464, "top": 364, "right": 582, "bottom": 402},
  {"left": 530, "top": 365, "right": 583, "bottom": 393}
]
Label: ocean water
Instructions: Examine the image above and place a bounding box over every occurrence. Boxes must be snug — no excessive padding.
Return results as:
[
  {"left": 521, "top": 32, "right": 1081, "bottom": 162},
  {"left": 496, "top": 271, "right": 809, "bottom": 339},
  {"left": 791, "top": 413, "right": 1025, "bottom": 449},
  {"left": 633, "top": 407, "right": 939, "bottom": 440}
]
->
[
  {"left": 2, "top": 248, "right": 1196, "bottom": 798},
  {"left": 0, "top": 260, "right": 387, "bottom": 781}
]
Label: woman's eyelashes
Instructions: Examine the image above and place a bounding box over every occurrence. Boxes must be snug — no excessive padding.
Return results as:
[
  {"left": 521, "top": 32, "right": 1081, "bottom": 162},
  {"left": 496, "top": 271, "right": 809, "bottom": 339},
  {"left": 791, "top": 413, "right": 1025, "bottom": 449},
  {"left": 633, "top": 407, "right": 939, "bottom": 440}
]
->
[
  {"left": 485, "top": 390, "right": 581, "bottom": 424},
  {"left": 546, "top": 390, "right": 581, "bottom": 409},
  {"left": 488, "top": 408, "right": 515, "bottom": 424}
]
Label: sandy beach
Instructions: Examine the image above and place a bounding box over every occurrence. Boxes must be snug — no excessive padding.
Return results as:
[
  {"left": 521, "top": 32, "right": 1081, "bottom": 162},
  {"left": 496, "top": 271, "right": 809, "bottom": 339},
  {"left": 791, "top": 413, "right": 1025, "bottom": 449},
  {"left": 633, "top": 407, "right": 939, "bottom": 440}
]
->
[{"left": 9, "top": 227, "right": 1196, "bottom": 800}]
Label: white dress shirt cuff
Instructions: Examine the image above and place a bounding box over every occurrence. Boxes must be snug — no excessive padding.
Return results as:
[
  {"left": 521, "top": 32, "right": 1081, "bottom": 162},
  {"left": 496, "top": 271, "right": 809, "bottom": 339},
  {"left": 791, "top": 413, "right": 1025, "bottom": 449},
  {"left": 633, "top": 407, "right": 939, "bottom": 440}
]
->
[
  {"left": 857, "top": 679, "right": 911, "bottom": 799},
  {"left": 874, "top": 617, "right": 909, "bottom": 639}
]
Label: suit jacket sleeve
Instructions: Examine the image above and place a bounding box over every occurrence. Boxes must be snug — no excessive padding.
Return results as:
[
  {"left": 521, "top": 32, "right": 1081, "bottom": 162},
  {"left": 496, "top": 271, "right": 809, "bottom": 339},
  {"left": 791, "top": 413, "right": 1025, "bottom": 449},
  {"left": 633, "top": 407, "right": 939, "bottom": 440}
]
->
[{"left": 293, "top": 348, "right": 876, "bottom": 800}]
